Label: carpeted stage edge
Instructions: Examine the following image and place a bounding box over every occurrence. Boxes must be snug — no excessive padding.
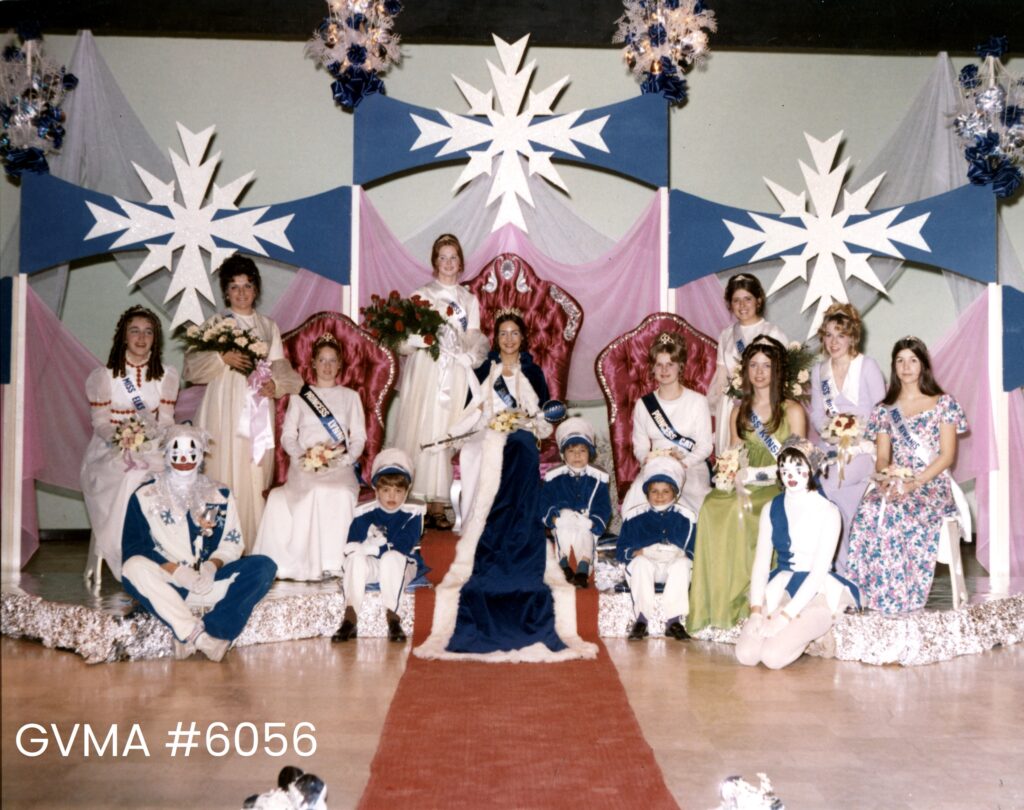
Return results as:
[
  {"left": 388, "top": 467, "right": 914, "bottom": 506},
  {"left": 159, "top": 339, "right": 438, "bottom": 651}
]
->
[{"left": 357, "top": 530, "right": 679, "bottom": 810}]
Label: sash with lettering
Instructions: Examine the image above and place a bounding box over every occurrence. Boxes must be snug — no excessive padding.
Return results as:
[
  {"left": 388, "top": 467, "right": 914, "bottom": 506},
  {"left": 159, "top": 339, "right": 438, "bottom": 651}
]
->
[
  {"left": 820, "top": 374, "right": 839, "bottom": 418},
  {"left": 298, "top": 384, "right": 347, "bottom": 445},
  {"left": 641, "top": 393, "right": 696, "bottom": 453},
  {"left": 120, "top": 373, "right": 147, "bottom": 412},
  {"left": 493, "top": 374, "right": 518, "bottom": 410},
  {"left": 749, "top": 410, "right": 782, "bottom": 458},
  {"left": 444, "top": 296, "right": 469, "bottom": 332},
  {"left": 887, "top": 404, "right": 972, "bottom": 540}
]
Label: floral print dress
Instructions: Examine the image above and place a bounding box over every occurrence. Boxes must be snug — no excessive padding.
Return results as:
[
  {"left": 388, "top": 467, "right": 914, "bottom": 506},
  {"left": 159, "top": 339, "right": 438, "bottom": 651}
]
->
[{"left": 846, "top": 395, "right": 968, "bottom": 613}]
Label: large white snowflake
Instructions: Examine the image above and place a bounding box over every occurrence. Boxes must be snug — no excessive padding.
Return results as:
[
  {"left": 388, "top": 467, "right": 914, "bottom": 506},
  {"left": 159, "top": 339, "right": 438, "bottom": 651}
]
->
[
  {"left": 722, "top": 131, "right": 931, "bottom": 336},
  {"left": 409, "top": 34, "right": 610, "bottom": 232},
  {"left": 84, "top": 123, "right": 294, "bottom": 328}
]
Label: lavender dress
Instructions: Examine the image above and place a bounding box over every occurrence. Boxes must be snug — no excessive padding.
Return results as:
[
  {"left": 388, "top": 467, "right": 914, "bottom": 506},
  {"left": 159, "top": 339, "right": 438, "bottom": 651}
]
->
[{"left": 809, "top": 354, "right": 886, "bottom": 574}]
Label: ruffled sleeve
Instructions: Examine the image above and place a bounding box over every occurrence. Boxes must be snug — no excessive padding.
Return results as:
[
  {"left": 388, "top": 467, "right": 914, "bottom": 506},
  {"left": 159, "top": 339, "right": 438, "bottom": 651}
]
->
[
  {"left": 939, "top": 394, "right": 968, "bottom": 434},
  {"left": 864, "top": 404, "right": 889, "bottom": 442},
  {"left": 85, "top": 367, "right": 116, "bottom": 443},
  {"left": 157, "top": 367, "right": 180, "bottom": 429}
]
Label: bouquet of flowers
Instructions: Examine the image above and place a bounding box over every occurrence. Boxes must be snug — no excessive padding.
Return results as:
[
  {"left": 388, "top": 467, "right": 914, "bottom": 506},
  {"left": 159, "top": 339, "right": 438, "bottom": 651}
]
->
[
  {"left": 361, "top": 291, "right": 446, "bottom": 360},
  {"left": 821, "top": 413, "right": 863, "bottom": 483},
  {"left": 179, "top": 316, "right": 269, "bottom": 375},
  {"left": 724, "top": 341, "right": 815, "bottom": 402},
  {"left": 112, "top": 414, "right": 159, "bottom": 470},
  {"left": 872, "top": 464, "right": 917, "bottom": 496},
  {"left": 489, "top": 410, "right": 525, "bottom": 433},
  {"left": 301, "top": 442, "right": 344, "bottom": 472},
  {"left": 713, "top": 445, "right": 748, "bottom": 492}
]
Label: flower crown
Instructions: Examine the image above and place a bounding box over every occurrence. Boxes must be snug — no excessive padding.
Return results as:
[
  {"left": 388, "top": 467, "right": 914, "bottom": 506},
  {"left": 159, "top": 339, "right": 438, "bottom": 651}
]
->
[{"left": 494, "top": 306, "right": 523, "bottom": 320}]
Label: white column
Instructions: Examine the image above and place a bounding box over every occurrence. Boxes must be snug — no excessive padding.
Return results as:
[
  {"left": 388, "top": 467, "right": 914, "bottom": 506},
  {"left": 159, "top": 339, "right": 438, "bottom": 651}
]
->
[
  {"left": 2, "top": 274, "right": 28, "bottom": 575},
  {"left": 349, "top": 185, "right": 361, "bottom": 321},
  {"left": 986, "top": 282, "right": 1010, "bottom": 589},
  {"left": 659, "top": 187, "right": 672, "bottom": 313}
]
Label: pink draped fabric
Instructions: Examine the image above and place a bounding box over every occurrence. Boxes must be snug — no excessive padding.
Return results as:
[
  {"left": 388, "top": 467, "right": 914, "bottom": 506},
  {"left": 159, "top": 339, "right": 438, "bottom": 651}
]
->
[
  {"left": 357, "top": 189, "right": 663, "bottom": 401},
  {"left": 12, "top": 286, "right": 101, "bottom": 563},
  {"left": 674, "top": 275, "right": 732, "bottom": 343},
  {"left": 175, "top": 268, "right": 346, "bottom": 424},
  {"left": 931, "top": 292, "right": 1024, "bottom": 574}
]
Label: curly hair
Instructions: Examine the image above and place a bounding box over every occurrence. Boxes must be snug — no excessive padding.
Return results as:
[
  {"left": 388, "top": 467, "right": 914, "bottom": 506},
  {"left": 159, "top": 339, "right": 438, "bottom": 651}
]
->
[
  {"left": 882, "top": 337, "right": 944, "bottom": 406},
  {"left": 734, "top": 338, "right": 787, "bottom": 438},
  {"left": 107, "top": 306, "right": 164, "bottom": 381},
  {"left": 724, "top": 273, "right": 767, "bottom": 317},
  {"left": 217, "top": 254, "right": 261, "bottom": 305},
  {"left": 817, "top": 302, "right": 863, "bottom": 355}
]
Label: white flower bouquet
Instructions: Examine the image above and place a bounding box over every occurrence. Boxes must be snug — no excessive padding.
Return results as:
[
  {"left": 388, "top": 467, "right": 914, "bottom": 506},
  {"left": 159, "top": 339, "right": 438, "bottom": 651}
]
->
[
  {"left": 111, "top": 415, "right": 159, "bottom": 470},
  {"left": 301, "top": 442, "right": 344, "bottom": 472},
  {"left": 179, "top": 316, "right": 269, "bottom": 375},
  {"left": 488, "top": 410, "right": 525, "bottom": 433},
  {"left": 713, "top": 445, "right": 748, "bottom": 492}
]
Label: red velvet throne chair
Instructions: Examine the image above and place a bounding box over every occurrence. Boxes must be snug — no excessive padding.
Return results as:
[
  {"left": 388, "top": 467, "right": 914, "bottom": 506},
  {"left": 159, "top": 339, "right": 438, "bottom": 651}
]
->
[
  {"left": 271, "top": 311, "right": 398, "bottom": 493},
  {"left": 464, "top": 252, "right": 584, "bottom": 465},
  {"left": 595, "top": 312, "right": 718, "bottom": 504}
]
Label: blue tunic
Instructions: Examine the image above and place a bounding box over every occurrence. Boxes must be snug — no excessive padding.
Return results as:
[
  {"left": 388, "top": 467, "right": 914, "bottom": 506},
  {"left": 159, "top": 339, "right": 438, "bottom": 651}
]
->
[
  {"left": 348, "top": 501, "right": 428, "bottom": 576},
  {"left": 615, "top": 505, "right": 696, "bottom": 563},
  {"left": 539, "top": 465, "right": 612, "bottom": 537}
]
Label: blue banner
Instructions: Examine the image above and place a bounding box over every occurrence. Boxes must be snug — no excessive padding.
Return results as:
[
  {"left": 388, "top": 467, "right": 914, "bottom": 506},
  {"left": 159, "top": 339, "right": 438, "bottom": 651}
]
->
[
  {"left": 668, "top": 184, "right": 997, "bottom": 288},
  {"left": 19, "top": 174, "right": 352, "bottom": 285},
  {"left": 1004, "top": 285, "right": 1024, "bottom": 392},
  {"left": 354, "top": 93, "right": 668, "bottom": 188}
]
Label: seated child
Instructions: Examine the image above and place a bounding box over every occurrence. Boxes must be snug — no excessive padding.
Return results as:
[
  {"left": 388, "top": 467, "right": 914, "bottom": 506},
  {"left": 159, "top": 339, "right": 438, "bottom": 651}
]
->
[
  {"left": 120, "top": 425, "right": 277, "bottom": 662},
  {"left": 332, "top": 448, "right": 427, "bottom": 643},
  {"left": 540, "top": 417, "right": 612, "bottom": 588},
  {"left": 615, "top": 456, "right": 696, "bottom": 641}
]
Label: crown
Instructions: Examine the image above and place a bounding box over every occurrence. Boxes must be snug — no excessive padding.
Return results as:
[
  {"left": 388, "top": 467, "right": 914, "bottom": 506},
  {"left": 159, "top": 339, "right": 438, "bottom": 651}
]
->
[
  {"left": 313, "top": 332, "right": 340, "bottom": 349},
  {"left": 732, "top": 273, "right": 755, "bottom": 282},
  {"left": 655, "top": 331, "right": 677, "bottom": 346},
  {"left": 494, "top": 306, "right": 523, "bottom": 320}
]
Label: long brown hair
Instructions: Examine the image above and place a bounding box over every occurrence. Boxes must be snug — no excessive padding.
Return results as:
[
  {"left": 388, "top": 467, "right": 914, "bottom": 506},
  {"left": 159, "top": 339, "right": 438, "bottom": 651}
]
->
[
  {"left": 107, "top": 306, "right": 164, "bottom": 381},
  {"left": 882, "top": 337, "right": 944, "bottom": 406},
  {"left": 734, "top": 338, "right": 786, "bottom": 438}
]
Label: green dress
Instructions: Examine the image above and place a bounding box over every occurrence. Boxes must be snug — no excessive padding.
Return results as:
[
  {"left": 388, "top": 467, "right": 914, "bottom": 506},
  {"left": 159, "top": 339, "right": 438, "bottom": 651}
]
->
[{"left": 686, "top": 419, "right": 791, "bottom": 632}]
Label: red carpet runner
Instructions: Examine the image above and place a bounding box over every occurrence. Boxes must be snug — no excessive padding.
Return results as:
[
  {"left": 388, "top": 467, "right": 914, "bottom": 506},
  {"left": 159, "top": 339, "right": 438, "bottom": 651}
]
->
[{"left": 357, "top": 530, "right": 679, "bottom": 809}]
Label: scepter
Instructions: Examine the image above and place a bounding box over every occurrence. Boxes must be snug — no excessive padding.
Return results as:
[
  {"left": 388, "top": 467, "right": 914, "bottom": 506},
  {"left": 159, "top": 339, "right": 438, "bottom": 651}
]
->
[{"left": 419, "top": 399, "right": 567, "bottom": 451}]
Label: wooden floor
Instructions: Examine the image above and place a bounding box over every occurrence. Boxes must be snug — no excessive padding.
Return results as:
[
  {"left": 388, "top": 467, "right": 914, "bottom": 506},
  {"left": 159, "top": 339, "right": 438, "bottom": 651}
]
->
[{"left": 3, "top": 633, "right": 1022, "bottom": 808}]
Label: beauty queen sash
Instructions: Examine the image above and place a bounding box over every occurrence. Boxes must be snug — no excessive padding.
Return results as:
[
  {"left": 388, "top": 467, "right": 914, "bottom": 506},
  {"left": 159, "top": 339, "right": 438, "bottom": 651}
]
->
[
  {"left": 749, "top": 410, "right": 781, "bottom": 458},
  {"left": 641, "top": 394, "right": 696, "bottom": 453},
  {"left": 820, "top": 375, "right": 838, "bottom": 418},
  {"left": 493, "top": 374, "right": 518, "bottom": 410},
  {"left": 298, "top": 384, "right": 347, "bottom": 444},
  {"left": 444, "top": 296, "right": 469, "bottom": 332},
  {"left": 120, "top": 374, "right": 147, "bottom": 412}
]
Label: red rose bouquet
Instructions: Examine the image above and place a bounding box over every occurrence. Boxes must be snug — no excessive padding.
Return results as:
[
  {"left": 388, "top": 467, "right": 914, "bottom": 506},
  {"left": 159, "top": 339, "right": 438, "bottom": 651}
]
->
[{"left": 361, "top": 290, "right": 446, "bottom": 360}]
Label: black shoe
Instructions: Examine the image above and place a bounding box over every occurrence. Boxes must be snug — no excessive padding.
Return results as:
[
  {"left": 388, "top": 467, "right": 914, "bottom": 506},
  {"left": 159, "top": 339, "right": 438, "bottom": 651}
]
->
[
  {"left": 628, "top": 620, "right": 649, "bottom": 641},
  {"left": 573, "top": 570, "right": 589, "bottom": 589},
  {"left": 665, "top": 620, "right": 690, "bottom": 641},
  {"left": 387, "top": 616, "right": 407, "bottom": 643},
  {"left": 561, "top": 564, "right": 575, "bottom": 584},
  {"left": 331, "top": 619, "right": 357, "bottom": 642},
  {"left": 432, "top": 512, "right": 454, "bottom": 531}
]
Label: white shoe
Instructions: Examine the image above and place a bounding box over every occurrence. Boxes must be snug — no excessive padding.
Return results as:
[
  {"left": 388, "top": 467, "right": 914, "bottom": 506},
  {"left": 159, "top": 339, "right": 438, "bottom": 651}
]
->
[
  {"left": 195, "top": 632, "right": 230, "bottom": 662},
  {"left": 173, "top": 639, "right": 197, "bottom": 660}
]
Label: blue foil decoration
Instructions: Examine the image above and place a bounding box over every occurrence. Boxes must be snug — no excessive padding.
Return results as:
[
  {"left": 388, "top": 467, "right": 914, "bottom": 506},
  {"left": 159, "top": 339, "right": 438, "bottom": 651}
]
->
[
  {"left": 648, "top": 23, "right": 667, "bottom": 47},
  {"left": 1002, "top": 105, "right": 1023, "bottom": 128},
  {"left": 959, "top": 64, "right": 980, "bottom": 90},
  {"left": 383, "top": 0, "right": 402, "bottom": 14},
  {"left": 347, "top": 44, "right": 367, "bottom": 66},
  {"left": 330, "top": 66, "right": 385, "bottom": 110},
  {"left": 975, "top": 36, "right": 1009, "bottom": 60},
  {"left": 992, "top": 160, "right": 1023, "bottom": 198},
  {"left": 965, "top": 130, "right": 1001, "bottom": 162},
  {"left": 641, "top": 62, "right": 688, "bottom": 105},
  {"left": 3, "top": 147, "right": 48, "bottom": 176}
]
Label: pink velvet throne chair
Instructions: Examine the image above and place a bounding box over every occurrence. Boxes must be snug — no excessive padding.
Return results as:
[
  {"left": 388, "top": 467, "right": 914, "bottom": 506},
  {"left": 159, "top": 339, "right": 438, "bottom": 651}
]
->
[
  {"left": 271, "top": 311, "right": 398, "bottom": 495},
  {"left": 596, "top": 313, "right": 718, "bottom": 504},
  {"left": 464, "top": 252, "right": 584, "bottom": 466}
]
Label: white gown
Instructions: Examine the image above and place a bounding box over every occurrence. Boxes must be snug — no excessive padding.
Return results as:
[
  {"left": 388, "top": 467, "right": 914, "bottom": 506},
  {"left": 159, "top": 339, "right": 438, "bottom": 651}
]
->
[
  {"left": 80, "top": 362, "right": 179, "bottom": 580},
  {"left": 253, "top": 385, "right": 366, "bottom": 580},
  {"left": 623, "top": 388, "right": 713, "bottom": 517},
  {"left": 183, "top": 310, "right": 302, "bottom": 548},
  {"left": 707, "top": 319, "right": 788, "bottom": 455},
  {"left": 392, "top": 280, "right": 488, "bottom": 503}
]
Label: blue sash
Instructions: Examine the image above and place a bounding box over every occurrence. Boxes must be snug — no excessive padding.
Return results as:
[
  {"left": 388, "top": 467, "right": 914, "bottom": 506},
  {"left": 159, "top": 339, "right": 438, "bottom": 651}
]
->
[
  {"left": 888, "top": 406, "right": 920, "bottom": 456},
  {"left": 767, "top": 495, "right": 861, "bottom": 606},
  {"left": 298, "top": 385, "right": 346, "bottom": 444},
  {"left": 446, "top": 297, "right": 469, "bottom": 331},
  {"left": 120, "top": 374, "right": 147, "bottom": 412},
  {"left": 493, "top": 374, "right": 518, "bottom": 410},
  {"left": 749, "top": 410, "right": 781, "bottom": 458},
  {"left": 736, "top": 337, "right": 746, "bottom": 356},
  {"left": 641, "top": 393, "right": 696, "bottom": 453},
  {"left": 820, "top": 376, "right": 838, "bottom": 418}
]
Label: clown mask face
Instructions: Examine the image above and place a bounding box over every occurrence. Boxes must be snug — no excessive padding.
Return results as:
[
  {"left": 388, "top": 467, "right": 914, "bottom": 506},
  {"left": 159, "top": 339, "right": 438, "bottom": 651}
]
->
[
  {"left": 167, "top": 435, "right": 203, "bottom": 471},
  {"left": 780, "top": 457, "right": 811, "bottom": 490}
]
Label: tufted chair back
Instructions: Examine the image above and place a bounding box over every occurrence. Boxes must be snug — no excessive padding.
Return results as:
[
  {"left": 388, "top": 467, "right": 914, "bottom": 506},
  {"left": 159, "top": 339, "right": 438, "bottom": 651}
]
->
[
  {"left": 465, "top": 252, "right": 584, "bottom": 463},
  {"left": 271, "top": 311, "right": 398, "bottom": 489},
  {"left": 596, "top": 313, "right": 718, "bottom": 502}
]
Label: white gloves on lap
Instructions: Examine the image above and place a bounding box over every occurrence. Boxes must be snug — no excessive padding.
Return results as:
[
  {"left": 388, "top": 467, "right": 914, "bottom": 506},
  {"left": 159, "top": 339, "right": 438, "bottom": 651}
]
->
[{"left": 194, "top": 561, "right": 218, "bottom": 595}]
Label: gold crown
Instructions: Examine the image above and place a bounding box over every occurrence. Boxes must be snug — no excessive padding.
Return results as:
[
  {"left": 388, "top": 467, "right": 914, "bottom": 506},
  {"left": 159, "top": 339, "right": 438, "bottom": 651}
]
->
[
  {"left": 313, "top": 332, "right": 340, "bottom": 348},
  {"left": 494, "top": 306, "right": 523, "bottom": 320},
  {"left": 655, "top": 331, "right": 677, "bottom": 346}
]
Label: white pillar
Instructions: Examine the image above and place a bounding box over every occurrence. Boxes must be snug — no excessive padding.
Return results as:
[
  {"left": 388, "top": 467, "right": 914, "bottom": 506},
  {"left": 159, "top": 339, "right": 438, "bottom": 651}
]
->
[
  {"left": 986, "top": 282, "right": 1010, "bottom": 589},
  {"left": 349, "top": 185, "right": 361, "bottom": 321},
  {"left": 2, "top": 274, "right": 28, "bottom": 575},
  {"left": 659, "top": 187, "right": 673, "bottom": 313}
]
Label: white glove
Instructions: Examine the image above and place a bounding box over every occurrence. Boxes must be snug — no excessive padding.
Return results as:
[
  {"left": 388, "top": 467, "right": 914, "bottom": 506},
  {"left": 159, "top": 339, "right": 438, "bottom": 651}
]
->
[
  {"left": 744, "top": 612, "right": 765, "bottom": 636},
  {"left": 761, "top": 611, "right": 792, "bottom": 639},
  {"left": 193, "top": 561, "right": 218, "bottom": 595},
  {"left": 172, "top": 565, "right": 201, "bottom": 591},
  {"left": 364, "top": 525, "right": 388, "bottom": 552}
]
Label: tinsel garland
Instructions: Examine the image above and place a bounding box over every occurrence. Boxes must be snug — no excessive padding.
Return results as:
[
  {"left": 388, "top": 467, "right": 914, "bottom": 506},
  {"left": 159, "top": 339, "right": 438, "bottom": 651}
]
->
[
  {"left": 305, "top": 0, "right": 402, "bottom": 111},
  {"left": 954, "top": 37, "right": 1023, "bottom": 199},
  {"left": 0, "top": 23, "right": 78, "bottom": 177},
  {"left": 613, "top": 0, "right": 716, "bottom": 105}
]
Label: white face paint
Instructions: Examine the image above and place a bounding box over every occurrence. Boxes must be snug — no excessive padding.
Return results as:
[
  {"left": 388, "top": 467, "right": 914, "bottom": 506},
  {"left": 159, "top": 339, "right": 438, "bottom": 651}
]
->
[
  {"left": 167, "top": 436, "right": 202, "bottom": 468},
  {"left": 780, "top": 457, "right": 811, "bottom": 490}
]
